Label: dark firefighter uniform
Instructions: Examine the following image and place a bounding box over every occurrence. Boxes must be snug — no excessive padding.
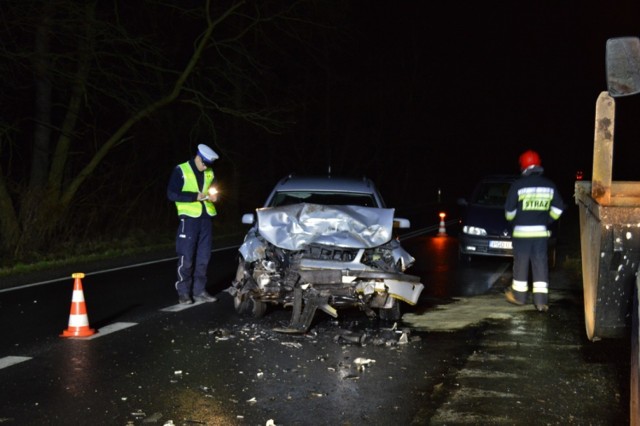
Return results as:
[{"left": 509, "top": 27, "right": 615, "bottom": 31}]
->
[
  {"left": 167, "top": 144, "right": 218, "bottom": 304},
  {"left": 504, "top": 150, "right": 563, "bottom": 311}
]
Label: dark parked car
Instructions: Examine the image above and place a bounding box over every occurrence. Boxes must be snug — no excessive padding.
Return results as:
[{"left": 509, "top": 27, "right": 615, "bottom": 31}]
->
[
  {"left": 228, "top": 174, "right": 424, "bottom": 333},
  {"left": 458, "top": 175, "right": 557, "bottom": 265}
]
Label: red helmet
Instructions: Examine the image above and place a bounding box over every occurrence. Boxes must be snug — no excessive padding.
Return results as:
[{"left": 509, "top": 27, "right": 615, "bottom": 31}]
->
[{"left": 519, "top": 150, "right": 541, "bottom": 170}]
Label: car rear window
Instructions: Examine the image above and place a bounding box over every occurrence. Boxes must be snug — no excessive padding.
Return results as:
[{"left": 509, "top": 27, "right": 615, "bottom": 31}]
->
[{"left": 270, "top": 191, "right": 379, "bottom": 207}]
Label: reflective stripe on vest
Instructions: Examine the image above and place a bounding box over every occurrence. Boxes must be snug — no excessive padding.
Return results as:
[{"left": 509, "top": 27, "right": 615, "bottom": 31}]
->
[
  {"left": 175, "top": 162, "right": 217, "bottom": 217},
  {"left": 512, "top": 224, "right": 549, "bottom": 238}
]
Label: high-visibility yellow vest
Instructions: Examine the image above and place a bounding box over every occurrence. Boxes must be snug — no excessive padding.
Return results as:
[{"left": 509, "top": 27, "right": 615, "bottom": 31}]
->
[{"left": 174, "top": 162, "right": 217, "bottom": 217}]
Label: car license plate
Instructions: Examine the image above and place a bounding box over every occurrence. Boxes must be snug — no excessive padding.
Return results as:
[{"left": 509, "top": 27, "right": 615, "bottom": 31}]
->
[{"left": 489, "top": 240, "right": 512, "bottom": 249}]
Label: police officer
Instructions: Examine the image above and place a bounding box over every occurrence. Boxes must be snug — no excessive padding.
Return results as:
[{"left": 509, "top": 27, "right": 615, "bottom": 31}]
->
[
  {"left": 504, "top": 150, "right": 564, "bottom": 312},
  {"left": 167, "top": 144, "right": 219, "bottom": 304}
]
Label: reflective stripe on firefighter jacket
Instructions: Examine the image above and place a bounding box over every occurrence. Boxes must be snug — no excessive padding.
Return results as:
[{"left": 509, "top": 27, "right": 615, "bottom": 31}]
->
[
  {"left": 174, "top": 162, "right": 216, "bottom": 217},
  {"left": 504, "top": 174, "right": 563, "bottom": 238}
]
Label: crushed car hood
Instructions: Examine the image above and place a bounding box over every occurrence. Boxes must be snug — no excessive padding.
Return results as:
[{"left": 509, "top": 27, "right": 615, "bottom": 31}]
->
[{"left": 254, "top": 203, "right": 395, "bottom": 250}]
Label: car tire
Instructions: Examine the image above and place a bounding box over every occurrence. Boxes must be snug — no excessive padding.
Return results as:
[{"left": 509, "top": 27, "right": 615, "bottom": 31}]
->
[
  {"left": 379, "top": 298, "right": 401, "bottom": 321},
  {"left": 233, "top": 294, "right": 267, "bottom": 318}
]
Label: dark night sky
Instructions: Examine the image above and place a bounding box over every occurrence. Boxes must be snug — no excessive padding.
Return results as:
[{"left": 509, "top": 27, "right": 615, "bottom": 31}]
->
[
  {"left": 314, "top": 1, "right": 640, "bottom": 203},
  {"left": 4, "top": 1, "right": 640, "bottom": 240}
]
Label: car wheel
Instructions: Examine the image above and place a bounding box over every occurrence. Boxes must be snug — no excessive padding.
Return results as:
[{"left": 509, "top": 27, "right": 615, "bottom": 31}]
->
[
  {"left": 379, "top": 298, "right": 401, "bottom": 321},
  {"left": 233, "top": 293, "right": 267, "bottom": 318}
]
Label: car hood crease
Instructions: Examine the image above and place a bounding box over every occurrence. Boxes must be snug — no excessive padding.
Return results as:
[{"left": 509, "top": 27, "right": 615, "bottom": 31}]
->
[{"left": 254, "top": 203, "right": 395, "bottom": 250}]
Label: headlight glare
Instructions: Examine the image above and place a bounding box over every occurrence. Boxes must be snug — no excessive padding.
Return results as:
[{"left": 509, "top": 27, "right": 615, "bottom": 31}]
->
[{"left": 463, "top": 225, "right": 487, "bottom": 236}]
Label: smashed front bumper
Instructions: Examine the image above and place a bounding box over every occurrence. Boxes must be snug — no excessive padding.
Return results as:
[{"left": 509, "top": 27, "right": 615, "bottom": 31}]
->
[{"left": 233, "top": 203, "right": 425, "bottom": 333}]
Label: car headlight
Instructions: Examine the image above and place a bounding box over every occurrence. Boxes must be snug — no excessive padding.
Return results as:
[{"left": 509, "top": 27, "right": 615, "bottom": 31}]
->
[{"left": 463, "top": 225, "right": 487, "bottom": 236}]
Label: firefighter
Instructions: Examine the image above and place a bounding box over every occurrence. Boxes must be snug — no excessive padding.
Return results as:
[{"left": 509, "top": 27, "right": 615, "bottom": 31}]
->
[
  {"left": 504, "top": 150, "right": 564, "bottom": 312},
  {"left": 167, "top": 144, "right": 219, "bottom": 305}
]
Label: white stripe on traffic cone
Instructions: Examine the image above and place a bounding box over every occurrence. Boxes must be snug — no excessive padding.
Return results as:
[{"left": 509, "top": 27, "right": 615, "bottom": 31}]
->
[{"left": 61, "top": 273, "right": 96, "bottom": 338}]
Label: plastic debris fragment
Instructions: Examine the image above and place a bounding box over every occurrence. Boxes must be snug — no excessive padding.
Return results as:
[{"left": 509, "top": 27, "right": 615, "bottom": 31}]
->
[
  {"left": 353, "top": 357, "right": 376, "bottom": 369},
  {"left": 397, "top": 328, "right": 410, "bottom": 344}
]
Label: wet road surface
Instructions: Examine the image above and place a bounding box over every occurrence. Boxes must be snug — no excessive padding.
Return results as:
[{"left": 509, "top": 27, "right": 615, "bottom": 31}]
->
[{"left": 0, "top": 222, "right": 631, "bottom": 425}]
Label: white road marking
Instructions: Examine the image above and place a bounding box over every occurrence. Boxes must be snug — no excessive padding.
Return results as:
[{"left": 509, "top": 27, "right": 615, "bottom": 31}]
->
[
  {"left": 160, "top": 300, "right": 206, "bottom": 312},
  {"left": 83, "top": 321, "right": 138, "bottom": 340},
  {"left": 0, "top": 356, "right": 31, "bottom": 370},
  {"left": 0, "top": 244, "right": 240, "bottom": 293}
]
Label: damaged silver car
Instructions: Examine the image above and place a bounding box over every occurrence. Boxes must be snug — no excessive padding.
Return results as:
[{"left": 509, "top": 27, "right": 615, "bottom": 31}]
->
[{"left": 228, "top": 175, "right": 424, "bottom": 334}]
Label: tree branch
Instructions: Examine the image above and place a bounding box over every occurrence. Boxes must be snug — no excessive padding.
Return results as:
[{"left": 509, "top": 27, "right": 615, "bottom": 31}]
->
[{"left": 59, "top": 0, "right": 246, "bottom": 207}]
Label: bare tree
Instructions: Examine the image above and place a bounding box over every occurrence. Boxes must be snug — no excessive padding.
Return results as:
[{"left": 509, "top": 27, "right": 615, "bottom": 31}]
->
[{"left": 0, "top": 0, "right": 343, "bottom": 260}]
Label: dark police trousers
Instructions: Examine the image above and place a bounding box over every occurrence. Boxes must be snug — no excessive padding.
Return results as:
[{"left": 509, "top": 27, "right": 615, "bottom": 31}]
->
[{"left": 175, "top": 216, "right": 212, "bottom": 297}]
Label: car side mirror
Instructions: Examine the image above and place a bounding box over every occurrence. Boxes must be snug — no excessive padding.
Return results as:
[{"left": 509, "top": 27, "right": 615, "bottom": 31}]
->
[{"left": 241, "top": 213, "right": 255, "bottom": 225}]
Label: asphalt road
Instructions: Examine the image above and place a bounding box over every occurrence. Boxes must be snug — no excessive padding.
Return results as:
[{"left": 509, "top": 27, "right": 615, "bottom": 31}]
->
[{"left": 0, "top": 215, "right": 631, "bottom": 425}]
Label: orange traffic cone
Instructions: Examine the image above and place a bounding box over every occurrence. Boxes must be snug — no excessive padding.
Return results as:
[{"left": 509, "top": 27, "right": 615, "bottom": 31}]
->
[{"left": 61, "top": 273, "right": 96, "bottom": 338}]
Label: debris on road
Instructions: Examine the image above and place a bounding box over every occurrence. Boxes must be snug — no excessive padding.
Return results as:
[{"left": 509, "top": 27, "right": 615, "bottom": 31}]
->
[{"left": 353, "top": 357, "right": 376, "bottom": 370}]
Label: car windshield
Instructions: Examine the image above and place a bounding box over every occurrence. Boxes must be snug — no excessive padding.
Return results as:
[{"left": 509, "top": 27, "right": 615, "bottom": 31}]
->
[
  {"left": 471, "top": 182, "right": 511, "bottom": 206},
  {"left": 270, "top": 191, "right": 379, "bottom": 207}
]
